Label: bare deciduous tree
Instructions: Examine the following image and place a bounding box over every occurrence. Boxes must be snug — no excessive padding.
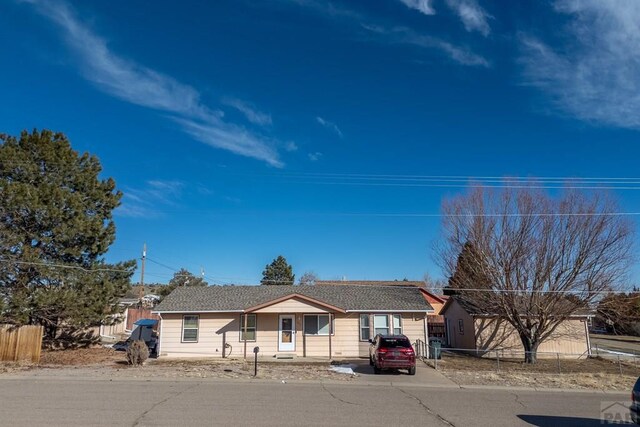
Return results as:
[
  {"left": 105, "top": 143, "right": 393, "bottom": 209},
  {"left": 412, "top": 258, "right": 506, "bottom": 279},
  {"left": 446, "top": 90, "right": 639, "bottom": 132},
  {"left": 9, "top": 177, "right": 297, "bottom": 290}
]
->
[
  {"left": 438, "top": 186, "right": 634, "bottom": 363},
  {"left": 298, "top": 271, "right": 319, "bottom": 286}
]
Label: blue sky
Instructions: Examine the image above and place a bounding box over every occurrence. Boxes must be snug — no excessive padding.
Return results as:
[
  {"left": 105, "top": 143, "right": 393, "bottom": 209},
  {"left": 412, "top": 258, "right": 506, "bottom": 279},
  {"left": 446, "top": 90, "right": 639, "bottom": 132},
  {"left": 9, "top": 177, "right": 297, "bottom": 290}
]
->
[{"left": 2, "top": 0, "right": 640, "bottom": 284}]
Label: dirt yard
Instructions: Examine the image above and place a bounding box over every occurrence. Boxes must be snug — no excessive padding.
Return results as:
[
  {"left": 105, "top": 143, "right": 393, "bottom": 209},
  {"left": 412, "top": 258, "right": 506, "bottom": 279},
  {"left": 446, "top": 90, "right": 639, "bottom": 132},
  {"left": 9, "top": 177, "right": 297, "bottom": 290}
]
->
[
  {"left": 0, "top": 348, "right": 357, "bottom": 382},
  {"left": 429, "top": 351, "right": 640, "bottom": 391}
]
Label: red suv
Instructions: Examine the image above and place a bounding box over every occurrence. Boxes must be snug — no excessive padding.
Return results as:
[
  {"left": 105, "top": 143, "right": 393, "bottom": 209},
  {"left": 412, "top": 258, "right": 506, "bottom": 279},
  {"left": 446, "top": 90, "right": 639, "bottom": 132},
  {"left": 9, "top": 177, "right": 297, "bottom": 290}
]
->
[{"left": 369, "top": 334, "right": 416, "bottom": 375}]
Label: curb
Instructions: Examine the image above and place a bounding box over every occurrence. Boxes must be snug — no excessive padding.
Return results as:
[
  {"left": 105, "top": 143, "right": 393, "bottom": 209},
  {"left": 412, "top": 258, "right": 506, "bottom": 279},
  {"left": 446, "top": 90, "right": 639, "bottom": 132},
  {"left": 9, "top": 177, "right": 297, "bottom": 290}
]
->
[{"left": 0, "top": 373, "right": 630, "bottom": 395}]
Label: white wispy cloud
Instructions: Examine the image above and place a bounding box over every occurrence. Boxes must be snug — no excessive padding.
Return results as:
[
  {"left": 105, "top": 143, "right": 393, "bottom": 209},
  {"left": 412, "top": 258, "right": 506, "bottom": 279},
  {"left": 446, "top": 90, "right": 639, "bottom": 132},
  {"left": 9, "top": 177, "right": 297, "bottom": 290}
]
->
[
  {"left": 21, "top": 0, "right": 283, "bottom": 167},
  {"left": 520, "top": 0, "right": 640, "bottom": 130},
  {"left": 316, "top": 116, "right": 344, "bottom": 138},
  {"left": 286, "top": 0, "right": 487, "bottom": 68},
  {"left": 362, "top": 24, "right": 490, "bottom": 67},
  {"left": 222, "top": 97, "right": 272, "bottom": 126},
  {"left": 397, "top": 0, "right": 435, "bottom": 16},
  {"left": 284, "top": 141, "right": 299, "bottom": 152},
  {"left": 117, "top": 180, "right": 184, "bottom": 218},
  {"left": 444, "top": 0, "right": 491, "bottom": 36},
  {"left": 308, "top": 152, "right": 323, "bottom": 161}
]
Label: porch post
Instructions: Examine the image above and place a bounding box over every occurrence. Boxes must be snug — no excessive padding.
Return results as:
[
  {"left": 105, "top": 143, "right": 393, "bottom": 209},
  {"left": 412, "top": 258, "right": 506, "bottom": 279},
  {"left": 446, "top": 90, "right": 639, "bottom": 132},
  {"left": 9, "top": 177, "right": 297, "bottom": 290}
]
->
[
  {"left": 243, "top": 313, "right": 248, "bottom": 360},
  {"left": 328, "top": 313, "right": 333, "bottom": 360}
]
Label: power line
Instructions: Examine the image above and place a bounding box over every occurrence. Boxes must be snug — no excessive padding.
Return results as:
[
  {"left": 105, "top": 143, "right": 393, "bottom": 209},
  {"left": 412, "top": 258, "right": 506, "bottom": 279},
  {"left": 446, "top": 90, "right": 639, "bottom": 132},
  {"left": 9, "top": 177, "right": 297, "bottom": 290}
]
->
[{"left": 0, "top": 258, "right": 131, "bottom": 273}]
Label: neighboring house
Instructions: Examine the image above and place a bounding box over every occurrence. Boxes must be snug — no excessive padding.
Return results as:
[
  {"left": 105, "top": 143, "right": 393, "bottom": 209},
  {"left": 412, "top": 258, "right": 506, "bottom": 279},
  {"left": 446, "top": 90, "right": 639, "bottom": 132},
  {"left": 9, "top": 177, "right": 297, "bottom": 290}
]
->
[
  {"left": 441, "top": 296, "right": 594, "bottom": 358},
  {"left": 152, "top": 285, "right": 434, "bottom": 359},
  {"left": 316, "top": 280, "right": 448, "bottom": 339}
]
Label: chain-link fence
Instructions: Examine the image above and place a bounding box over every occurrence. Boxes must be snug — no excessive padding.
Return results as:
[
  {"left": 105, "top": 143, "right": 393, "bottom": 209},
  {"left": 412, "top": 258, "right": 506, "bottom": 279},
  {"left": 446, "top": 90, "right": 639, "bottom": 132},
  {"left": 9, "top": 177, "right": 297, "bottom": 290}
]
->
[{"left": 415, "top": 343, "right": 640, "bottom": 376}]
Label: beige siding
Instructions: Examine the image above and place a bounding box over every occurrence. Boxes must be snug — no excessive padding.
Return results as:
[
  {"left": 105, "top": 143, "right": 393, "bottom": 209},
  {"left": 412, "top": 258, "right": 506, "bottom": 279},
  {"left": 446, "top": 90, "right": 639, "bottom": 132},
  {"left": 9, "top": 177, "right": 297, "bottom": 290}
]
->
[
  {"left": 160, "top": 313, "right": 238, "bottom": 358},
  {"left": 159, "top": 311, "right": 428, "bottom": 359},
  {"left": 253, "top": 298, "right": 329, "bottom": 313},
  {"left": 443, "top": 300, "right": 477, "bottom": 350},
  {"left": 474, "top": 317, "right": 589, "bottom": 358}
]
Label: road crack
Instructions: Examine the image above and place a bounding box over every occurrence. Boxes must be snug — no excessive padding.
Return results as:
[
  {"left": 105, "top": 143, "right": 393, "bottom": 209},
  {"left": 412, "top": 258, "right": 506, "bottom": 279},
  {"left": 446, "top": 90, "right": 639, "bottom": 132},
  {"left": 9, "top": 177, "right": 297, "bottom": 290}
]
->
[
  {"left": 512, "top": 392, "right": 527, "bottom": 409},
  {"left": 394, "top": 386, "right": 456, "bottom": 427},
  {"left": 132, "top": 383, "right": 200, "bottom": 426},
  {"left": 321, "top": 383, "right": 361, "bottom": 406}
]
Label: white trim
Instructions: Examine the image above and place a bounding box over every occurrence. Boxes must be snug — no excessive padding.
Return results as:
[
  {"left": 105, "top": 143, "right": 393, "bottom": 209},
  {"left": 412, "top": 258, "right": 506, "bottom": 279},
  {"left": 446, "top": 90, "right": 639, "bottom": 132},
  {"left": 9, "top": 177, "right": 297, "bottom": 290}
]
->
[
  {"left": 239, "top": 313, "right": 257, "bottom": 342},
  {"left": 278, "top": 314, "right": 296, "bottom": 352},
  {"left": 392, "top": 314, "right": 403, "bottom": 335},
  {"left": 152, "top": 310, "right": 244, "bottom": 314},
  {"left": 181, "top": 315, "right": 199, "bottom": 343},
  {"left": 303, "top": 314, "right": 334, "bottom": 336},
  {"left": 158, "top": 313, "right": 163, "bottom": 356},
  {"left": 346, "top": 310, "right": 433, "bottom": 313}
]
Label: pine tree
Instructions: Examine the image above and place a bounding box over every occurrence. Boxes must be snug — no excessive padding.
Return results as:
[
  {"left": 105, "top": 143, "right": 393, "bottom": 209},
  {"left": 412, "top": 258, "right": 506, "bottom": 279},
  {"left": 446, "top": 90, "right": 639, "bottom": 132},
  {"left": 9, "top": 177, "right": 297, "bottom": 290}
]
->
[
  {"left": 0, "top": 129, "right": 135, "bottom": 339},
  {"left": 159, "top": 268, "right": 207, "bottom": 297},
  {"left": 261, "top": 256, "right": 295, "bottom": 285}
]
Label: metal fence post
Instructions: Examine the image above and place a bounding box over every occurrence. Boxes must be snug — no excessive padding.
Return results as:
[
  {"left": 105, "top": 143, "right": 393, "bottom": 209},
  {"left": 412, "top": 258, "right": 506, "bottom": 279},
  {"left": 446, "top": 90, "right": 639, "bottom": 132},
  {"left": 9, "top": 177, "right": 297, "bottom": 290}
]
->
[
  {"left": 619, "top": 355, "right": 623, "bottom": 375},
  {"left": 496, "top": 350, "right": 500, "bottom": 372},
  {"left": 556, "top": 353, "right": 561, "bottom": 374}
]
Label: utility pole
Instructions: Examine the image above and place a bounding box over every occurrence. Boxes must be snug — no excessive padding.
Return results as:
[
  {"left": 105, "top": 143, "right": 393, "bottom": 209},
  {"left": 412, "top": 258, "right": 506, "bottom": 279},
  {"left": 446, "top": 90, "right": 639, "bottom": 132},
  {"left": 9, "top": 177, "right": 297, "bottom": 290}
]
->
[{"left": 139, "top": 243, "right": 146, "bottom": 301}]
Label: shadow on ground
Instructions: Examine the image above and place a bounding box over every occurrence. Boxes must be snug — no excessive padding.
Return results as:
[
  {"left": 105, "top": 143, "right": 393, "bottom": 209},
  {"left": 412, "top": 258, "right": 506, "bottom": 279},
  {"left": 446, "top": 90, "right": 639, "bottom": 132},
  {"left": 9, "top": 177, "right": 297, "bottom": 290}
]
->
[
  {"left": 518, "top": 415, "right": 633, "bottom": 426},
  {"left": 347, "top": 360, "right": 413, "bottom": 377}
]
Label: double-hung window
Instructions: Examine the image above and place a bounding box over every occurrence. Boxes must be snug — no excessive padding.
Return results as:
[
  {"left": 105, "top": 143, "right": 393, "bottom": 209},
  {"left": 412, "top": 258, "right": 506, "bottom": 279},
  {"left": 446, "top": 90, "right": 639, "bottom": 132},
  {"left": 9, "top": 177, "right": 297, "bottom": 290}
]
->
[
  {"left": 359, "top": 314, "right": 370, "bottom": 341},
  {"left": 393, "top": 314, "right": 402, "bottom": 335},
  {"left": 364, "top": 314, "right": 403, "bottom": 339},
  {"left": 182, "top": 315, "right": 199, "bottom": 342},
  {"left": 304, "top": 314, "right": 333, "bottom": 335},
  {"left": 240, "top": 314, "right": 257, "bottom": 341},
  {"left": 373, "top": 314, "right": 389, "bottom": 335}
]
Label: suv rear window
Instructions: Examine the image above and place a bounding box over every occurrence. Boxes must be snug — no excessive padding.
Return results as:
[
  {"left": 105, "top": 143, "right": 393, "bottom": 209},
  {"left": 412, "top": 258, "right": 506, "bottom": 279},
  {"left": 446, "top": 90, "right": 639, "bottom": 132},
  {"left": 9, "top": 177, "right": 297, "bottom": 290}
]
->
[{"left": 380, "top": 338, "right": 411, "bottom": 348}]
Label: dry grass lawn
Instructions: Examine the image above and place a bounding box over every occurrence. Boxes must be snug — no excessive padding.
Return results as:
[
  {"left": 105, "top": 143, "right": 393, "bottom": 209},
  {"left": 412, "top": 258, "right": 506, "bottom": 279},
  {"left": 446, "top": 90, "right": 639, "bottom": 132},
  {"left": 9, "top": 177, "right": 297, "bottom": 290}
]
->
[
  {"left": 0, "top": 348, "right": 355, "bottom": 382},
  {"left": 430, "top": 351, "right": 640, "bottom": 391}
]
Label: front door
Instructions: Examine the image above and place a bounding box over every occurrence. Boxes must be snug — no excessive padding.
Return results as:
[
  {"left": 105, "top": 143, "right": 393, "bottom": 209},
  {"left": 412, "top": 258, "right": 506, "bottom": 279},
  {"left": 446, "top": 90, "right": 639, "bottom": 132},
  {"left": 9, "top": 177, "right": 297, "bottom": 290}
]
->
[{"left": 278, "top": 314, "right": 295, "bottom": 352}]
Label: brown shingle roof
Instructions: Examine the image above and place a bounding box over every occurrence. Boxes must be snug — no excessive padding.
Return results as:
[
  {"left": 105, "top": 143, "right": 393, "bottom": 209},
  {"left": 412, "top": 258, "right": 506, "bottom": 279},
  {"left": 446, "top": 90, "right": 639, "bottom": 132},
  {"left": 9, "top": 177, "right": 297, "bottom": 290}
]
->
[
  {"left": 153, "top": 285, "right": 434, "bottom": 313},
  {"left": 316, "top": 280, "right": 425, "bottom": 287}
]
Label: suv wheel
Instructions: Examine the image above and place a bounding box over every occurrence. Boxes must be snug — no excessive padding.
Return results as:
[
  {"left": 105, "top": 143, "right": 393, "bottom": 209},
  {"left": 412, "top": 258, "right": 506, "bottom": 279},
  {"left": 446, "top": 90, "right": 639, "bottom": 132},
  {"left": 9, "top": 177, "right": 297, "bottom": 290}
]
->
[{"left": 408, "top": 366, "right": 416, "bottom": 375}]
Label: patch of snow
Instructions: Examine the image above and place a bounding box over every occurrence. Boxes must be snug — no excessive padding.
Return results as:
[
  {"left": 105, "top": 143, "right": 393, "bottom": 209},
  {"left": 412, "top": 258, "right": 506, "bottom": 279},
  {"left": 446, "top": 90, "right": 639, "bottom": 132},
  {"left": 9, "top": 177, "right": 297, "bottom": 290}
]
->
[{"left": 329, "top": 364, "right": 356, "bottom": 375}]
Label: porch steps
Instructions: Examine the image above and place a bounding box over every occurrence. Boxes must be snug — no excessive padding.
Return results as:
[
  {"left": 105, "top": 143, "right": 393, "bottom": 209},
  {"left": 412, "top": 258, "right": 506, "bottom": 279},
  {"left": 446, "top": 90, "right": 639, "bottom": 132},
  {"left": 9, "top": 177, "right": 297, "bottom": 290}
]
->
[{"left": 274, "top": 354, "right": 296, "bottom": 360}]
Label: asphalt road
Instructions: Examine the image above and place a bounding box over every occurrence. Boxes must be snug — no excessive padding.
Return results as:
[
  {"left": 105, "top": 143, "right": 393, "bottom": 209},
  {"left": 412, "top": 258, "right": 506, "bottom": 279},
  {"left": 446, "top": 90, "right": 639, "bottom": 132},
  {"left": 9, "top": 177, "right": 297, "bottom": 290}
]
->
[{"left": 0, "top": 377, "right": 632, "bottom": 427}]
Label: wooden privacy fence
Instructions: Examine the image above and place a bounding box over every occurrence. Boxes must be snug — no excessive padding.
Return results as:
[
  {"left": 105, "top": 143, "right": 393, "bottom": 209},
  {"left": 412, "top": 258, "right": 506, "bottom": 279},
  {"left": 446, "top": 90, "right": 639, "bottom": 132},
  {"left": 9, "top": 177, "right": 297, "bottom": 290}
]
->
[
  {"left": 0, "top": 325, "right": 44, "bottom": 363},
  {"left": 126, "top": 308, "right": 160, "bottom": 331}
]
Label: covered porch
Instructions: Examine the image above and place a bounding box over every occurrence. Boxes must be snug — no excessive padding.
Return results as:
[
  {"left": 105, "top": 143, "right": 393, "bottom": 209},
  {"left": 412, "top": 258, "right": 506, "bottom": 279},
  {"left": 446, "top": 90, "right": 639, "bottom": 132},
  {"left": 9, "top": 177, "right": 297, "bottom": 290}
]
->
[{"left": 237, "top": 294, "right": 344, "bottom": 360}]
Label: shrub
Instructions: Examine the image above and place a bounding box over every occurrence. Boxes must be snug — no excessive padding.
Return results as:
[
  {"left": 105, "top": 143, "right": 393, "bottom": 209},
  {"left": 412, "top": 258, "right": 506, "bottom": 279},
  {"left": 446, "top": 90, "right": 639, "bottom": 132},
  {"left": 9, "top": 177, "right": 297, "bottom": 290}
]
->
[{"left": 126, "top": 340, "right": 149, "bottom": 366}]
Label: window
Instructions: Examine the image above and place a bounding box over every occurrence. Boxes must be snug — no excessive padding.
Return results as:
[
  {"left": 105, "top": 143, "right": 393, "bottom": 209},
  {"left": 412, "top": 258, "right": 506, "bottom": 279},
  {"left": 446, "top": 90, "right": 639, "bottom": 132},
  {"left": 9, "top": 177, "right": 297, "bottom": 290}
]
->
[
  {"left": 380, "top": 337, "right": 411, "bottom": 349},
  {"left": 240, "top": 314, "right": 257, "bottom": 341},
  {"left": 374, "top": 314, "right": 389, "bottom": 335},
  {"left": 458, "top": 319, "right": 464, "bottom": 335},
  {"left": 182, "top": 315, "right": 199, "bottom": 342},
  {"left": 393, "top": 314, "right": 402, "bottom": 335},
  {"left": 359, "top": 314, "right": 370, "bottom": 341},
  {"left": 304, "top": 314, "right": 333, "bottom": 335}
]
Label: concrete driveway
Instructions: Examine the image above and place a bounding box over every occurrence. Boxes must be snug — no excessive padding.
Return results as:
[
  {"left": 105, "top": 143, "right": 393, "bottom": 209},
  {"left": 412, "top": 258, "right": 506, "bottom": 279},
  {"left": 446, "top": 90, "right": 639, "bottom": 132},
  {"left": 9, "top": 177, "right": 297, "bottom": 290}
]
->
[{"left": 347, "top": 359, "right": 458, "bottom": 387}]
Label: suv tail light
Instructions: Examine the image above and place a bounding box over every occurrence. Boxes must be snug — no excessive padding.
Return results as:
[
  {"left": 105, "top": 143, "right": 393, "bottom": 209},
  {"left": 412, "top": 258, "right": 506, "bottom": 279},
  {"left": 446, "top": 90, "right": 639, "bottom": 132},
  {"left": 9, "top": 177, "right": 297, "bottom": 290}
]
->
[
  {"left": 402, "top": 348, "right": 414, "bottom": 355},
  {"left": 378, "top": 348, "right": 388, "bottom": 354}
]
